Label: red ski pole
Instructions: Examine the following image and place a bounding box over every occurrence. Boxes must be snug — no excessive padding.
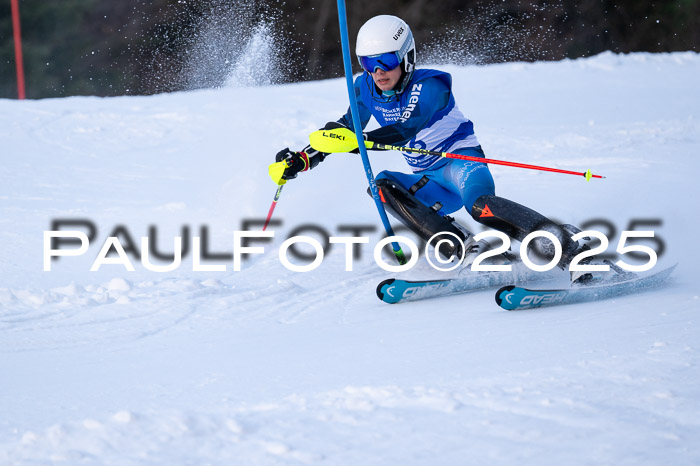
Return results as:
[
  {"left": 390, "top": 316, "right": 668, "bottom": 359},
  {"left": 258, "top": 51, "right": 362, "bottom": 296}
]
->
[
  {"left": 262, "top": 184, "right": 284, "bottom": 231},
  {"left": 309, "top": 128, "right": 605, "bottom": 181},
  {"left": 372, "top": 142, "right": 605, "bottom": 181}
]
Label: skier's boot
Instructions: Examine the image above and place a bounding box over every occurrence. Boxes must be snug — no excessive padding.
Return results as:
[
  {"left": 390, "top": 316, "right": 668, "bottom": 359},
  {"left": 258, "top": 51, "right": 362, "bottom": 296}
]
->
[
  {"left": 556, "top": 226, "right": 637, "bottom": 285},
  {"left": 457, "top": 235, "right": 517, "bottom": 275},
  {"left": 470, "top": 194, "right": 580, "bottom": 269},
  {"left": 372, "top": 178, "right": 470, "bottom": 261},
  {"left": 568, "top": 244, "right": 637, "bottom": 285}
]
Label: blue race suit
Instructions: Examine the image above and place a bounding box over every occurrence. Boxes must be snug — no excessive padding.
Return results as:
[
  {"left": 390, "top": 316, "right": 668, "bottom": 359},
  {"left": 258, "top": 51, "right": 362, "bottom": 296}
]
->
[{"left": 338, "top": 69, "right": 495, "bottom": 216}]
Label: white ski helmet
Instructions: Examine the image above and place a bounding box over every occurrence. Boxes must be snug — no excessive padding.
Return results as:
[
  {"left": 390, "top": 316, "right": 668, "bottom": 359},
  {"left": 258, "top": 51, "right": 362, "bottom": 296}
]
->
[{"left": 356, "top": 15, "right": 416, "bottom": 94}]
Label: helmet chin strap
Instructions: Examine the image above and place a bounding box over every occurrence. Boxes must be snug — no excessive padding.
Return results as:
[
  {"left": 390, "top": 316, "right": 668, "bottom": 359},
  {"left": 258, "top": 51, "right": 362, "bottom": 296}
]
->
[{"left": 393, "top": 67, "right": 412, "bottom": 95}]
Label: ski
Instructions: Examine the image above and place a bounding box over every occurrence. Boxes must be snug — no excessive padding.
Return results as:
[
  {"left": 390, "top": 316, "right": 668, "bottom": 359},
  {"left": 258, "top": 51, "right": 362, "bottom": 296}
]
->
[
  {"left": 495, "top": 264, "right": 677, "bottom": 311},
  {"left": 376, "top": 267, "right": 549, "bottom": 304}
]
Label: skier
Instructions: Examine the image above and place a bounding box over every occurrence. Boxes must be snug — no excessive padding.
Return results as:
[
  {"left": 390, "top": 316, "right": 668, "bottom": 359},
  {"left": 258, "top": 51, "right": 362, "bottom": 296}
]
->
[{"left": 274, "top": 14, "right": 601, "bottom": 283}]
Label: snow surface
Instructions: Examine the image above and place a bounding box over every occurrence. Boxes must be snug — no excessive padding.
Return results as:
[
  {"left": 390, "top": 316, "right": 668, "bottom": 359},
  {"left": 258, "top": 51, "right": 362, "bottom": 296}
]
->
[{"left": 1, "top": 52, "right": 700, "bottom": 464}]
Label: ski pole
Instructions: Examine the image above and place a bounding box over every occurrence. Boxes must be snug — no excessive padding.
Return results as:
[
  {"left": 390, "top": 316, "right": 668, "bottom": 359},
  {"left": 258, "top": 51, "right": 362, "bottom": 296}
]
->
[
  {"left": 309, "top": 128, "right": 605, "bottom": 181},
  {"left": 263, "top": 184, "right": 284, "bottom": 231},
  {"left": 263, "top": 160, "right": 291, "bottom": 231}
]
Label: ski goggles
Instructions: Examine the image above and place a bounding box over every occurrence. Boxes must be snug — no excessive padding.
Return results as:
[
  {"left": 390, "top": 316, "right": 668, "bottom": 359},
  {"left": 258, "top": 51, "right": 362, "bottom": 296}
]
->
[{"left": 359, "top": 52, "right": 402, "bottom": 73}]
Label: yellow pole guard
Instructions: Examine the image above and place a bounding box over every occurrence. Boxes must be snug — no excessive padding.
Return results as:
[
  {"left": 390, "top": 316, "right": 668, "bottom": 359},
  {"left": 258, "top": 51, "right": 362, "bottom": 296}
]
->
[
  {"left": 268, "top": 160, "right": 288, "bottom": 185},
  {"left": 309, "top": 127, "right": 372, "bottom": 153}
]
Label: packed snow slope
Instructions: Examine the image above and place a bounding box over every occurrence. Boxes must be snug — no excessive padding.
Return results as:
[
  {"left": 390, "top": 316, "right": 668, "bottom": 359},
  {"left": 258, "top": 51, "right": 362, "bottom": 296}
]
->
[{"left": 1, "top": 52, "right": 700, "bottom": 464}]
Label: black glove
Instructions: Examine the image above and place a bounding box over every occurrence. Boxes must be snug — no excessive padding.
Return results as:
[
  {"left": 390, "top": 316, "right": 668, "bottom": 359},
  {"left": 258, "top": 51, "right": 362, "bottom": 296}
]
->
[
  {"left": 272, "top": 122, "right": 353, "bottom": 182},
  {"left": 323, "top": 121, "right": 349, "bottom": 131},
  {"left": 275, "top": 144, "right": 328, "bottom": 180},
  {"left": 275, "top": 148, "right": 310, "bottom": 180}
]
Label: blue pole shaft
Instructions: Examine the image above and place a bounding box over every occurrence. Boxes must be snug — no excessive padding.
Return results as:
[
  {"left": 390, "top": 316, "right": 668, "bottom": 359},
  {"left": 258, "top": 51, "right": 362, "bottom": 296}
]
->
[{"left": 335, "top": 0, "right": 407, "bottom": 265}]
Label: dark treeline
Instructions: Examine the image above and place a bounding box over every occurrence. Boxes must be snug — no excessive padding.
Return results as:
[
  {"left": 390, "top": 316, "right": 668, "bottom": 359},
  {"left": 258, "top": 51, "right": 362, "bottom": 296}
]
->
[{"left": 1, "top": 0, "right": 698, "bottom": 99}]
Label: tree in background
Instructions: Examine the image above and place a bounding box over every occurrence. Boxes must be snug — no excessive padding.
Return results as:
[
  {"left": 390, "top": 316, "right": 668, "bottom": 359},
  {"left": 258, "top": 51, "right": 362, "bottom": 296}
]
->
[{"left": 1, "top": 0, "right": 698, "bottom": 99}]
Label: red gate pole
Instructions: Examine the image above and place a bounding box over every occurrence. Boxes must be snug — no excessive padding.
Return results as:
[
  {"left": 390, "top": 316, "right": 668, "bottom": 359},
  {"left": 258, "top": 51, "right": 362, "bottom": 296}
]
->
[{"left": 11, "top": 0, "right": 26, "bottom": 99}]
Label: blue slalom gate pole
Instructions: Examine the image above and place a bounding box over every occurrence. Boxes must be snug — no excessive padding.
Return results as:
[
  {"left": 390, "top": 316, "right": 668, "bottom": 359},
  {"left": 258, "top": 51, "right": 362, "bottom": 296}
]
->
[{"left": 335, "top": 0, "right": 407, "bottom": 265}]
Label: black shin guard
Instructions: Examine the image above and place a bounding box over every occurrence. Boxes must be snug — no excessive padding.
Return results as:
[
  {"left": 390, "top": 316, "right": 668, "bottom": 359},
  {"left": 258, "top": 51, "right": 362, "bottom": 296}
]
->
[
  {"left": 471, "top": 195, "right": 578, "bottom": 268},
  {"left": 372, "top": 178, "right": 468, "bottom": 260}
]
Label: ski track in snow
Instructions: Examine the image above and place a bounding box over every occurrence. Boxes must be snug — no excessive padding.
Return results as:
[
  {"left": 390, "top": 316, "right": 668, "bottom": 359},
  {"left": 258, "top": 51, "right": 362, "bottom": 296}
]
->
[
  {"left": 2, "top": 364, "right": 699, "bottom": 465},
  {"left": 1, "top": 52, "right": 700, "bottom": 464},
  {"left": 0, "top": 253, "right": 387, "bottom": 352}
]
